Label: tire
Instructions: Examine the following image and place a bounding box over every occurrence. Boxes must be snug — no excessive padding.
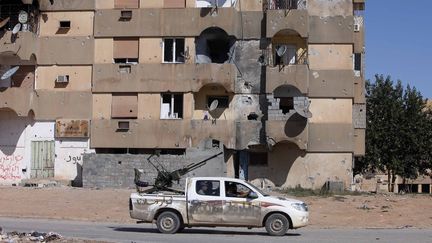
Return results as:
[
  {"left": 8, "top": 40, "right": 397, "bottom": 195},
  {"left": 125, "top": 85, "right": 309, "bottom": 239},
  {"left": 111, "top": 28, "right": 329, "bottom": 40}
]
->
[
  {"left": 265, "top": 213, "right": 289, "bottom": 236},
  {"left": 156, "top": 211, "right": 182, "bottom": 234}
]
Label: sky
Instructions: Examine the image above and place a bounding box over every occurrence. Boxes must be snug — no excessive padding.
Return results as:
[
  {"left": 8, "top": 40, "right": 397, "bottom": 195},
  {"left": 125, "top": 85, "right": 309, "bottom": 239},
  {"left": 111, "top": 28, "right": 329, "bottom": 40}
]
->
[{"left": 366, "top": 0, "right": 432, "bottom": 98}]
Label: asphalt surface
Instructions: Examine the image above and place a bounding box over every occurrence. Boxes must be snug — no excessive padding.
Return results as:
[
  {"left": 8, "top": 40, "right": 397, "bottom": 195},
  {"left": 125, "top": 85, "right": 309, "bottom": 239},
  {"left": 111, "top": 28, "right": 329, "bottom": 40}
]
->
[{"left": 1, "top": 217, "right": 432, "bottom": 243}]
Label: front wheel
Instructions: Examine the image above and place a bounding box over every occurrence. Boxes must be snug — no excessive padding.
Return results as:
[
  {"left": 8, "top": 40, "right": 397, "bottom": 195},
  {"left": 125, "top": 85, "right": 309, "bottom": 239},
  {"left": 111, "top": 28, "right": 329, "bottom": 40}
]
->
[
  {"left": 265, "top": 213, "right": 290, "bottom": 236},
  {"left": 156, "top": 211, "right": 182, "bottom": 234}
]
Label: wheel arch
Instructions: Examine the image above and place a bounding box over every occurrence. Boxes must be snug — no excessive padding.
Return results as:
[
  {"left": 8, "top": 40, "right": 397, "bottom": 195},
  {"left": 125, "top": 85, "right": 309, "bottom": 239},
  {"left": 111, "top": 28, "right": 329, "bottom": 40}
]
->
[
  {"left": 154, "top": 208, "right": 185, "bottom": 225},
  {"left": 262, "top": 211, "right": 293, "bottom": 229}
]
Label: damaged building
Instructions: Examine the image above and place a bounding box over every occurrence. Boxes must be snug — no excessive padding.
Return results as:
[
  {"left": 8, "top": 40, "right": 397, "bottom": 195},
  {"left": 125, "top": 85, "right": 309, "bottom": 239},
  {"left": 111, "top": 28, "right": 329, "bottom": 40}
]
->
[{"left": 0, "top": 0, "right": 366, "bottom": 190}]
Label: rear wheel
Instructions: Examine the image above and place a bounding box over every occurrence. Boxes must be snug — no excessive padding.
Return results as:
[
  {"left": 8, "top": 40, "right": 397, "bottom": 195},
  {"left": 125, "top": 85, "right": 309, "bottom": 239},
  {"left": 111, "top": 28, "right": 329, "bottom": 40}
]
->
[
  {"left": 265, "top": 213, "right": 289, "bottom": 236},
  {"left": 156, "top": 211, "right": 182, "bottom": 234}
]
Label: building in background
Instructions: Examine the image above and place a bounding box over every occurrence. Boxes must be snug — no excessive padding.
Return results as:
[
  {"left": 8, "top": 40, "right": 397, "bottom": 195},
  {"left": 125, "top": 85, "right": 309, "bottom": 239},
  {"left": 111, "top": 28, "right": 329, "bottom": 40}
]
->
[{"left": 0, "top": 0, "right": 366, "bottom": 190}]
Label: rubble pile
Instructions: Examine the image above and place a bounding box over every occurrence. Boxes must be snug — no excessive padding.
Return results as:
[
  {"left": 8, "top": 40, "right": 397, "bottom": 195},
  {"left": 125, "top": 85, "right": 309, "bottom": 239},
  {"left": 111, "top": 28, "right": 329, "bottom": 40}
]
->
[{"left": 0, "top": 228, "right": 62, "bottom": 243}]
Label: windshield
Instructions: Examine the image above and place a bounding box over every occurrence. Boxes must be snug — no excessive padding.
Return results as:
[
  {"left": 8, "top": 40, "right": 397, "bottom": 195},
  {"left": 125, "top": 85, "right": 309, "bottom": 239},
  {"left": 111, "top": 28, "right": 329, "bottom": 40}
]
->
[{"left": 245, "top": 181, "right": 270, "bottom": 197}]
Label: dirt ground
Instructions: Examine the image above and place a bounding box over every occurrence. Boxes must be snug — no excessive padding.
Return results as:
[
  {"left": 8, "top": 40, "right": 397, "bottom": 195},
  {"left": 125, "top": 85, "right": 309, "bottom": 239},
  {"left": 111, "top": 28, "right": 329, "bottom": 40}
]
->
[{"left": 1, "top": 186, "right": 431, "bottom": 229}]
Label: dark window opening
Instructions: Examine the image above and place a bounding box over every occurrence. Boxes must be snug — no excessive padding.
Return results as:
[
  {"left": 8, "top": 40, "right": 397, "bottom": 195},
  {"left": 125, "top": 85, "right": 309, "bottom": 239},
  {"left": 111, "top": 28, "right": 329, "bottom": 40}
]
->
[
  {"left": 212, "top": 139, "right": 220, "bottom": 148},
  {"left": 421, "top": 184, "right": 430, "bottom": 194},
  {"left": 117, "top": 121, "right": 130, "bottom": 131},
  {"left": 161, "top": 93, "right": 183, "bottom": 119},
  {"left": 207, "top": 96, "right": 229, "bottom": 109},
  {"left": 114, "top": 58, "right": 138, "bottom": 64},
  {"left": 59, "top": 21, "right": 70, "bottom": 29},
  {"left": 249, "top": 152, "right": 268, "bottom": 166},
  {"left": 163, "top": 38, "right": 185, "bottom": 63},
  {"left": 196, "top": 27, "right": 235, "bottom": 64},
  {"left": 354, "top": 53, "right": 361, "bottom": 71},
  {"left": 120, "top": 10, "right": 132, "bottom": 21},
  {"left": 276, "top": 97, "right": 294, "bottom": 114}
]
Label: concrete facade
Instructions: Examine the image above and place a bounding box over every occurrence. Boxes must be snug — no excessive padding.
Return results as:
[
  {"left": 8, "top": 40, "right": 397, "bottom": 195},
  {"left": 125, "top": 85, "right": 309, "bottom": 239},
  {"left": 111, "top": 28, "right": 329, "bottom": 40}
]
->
[{"left": 0, "top": 0, "right": 366, "bottom": 190}]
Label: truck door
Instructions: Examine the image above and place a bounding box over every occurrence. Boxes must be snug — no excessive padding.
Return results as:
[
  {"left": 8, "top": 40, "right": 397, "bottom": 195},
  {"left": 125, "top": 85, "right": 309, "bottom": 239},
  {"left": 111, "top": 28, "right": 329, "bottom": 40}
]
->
[
  {"left": 187, "top": 179, "right": 223, "bottom": 225},
  {"left": 222, "top": 180, "right": 261, "bottom": 226}
]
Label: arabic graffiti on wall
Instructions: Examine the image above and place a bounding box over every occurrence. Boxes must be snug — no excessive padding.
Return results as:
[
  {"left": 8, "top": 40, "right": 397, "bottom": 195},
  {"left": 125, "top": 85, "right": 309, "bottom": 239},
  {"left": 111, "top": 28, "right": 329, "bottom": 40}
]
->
[
  {"left": 0, "top": 154, "right": 23, "bottom": 181},
  {"left": 64, "top": 155, "right": 82, "bottom": 165}
]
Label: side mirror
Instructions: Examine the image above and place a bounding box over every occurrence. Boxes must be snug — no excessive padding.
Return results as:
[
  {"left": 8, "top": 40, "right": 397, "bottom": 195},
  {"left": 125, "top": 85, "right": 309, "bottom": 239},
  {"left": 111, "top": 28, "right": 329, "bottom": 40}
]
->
[{"left": 247, "top": 191, "right": 258, "bottom": 199}]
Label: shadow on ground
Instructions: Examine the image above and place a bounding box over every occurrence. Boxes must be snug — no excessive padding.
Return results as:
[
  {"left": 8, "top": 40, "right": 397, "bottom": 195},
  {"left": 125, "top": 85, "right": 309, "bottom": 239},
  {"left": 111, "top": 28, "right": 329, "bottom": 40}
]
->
[{"left": 110, "top": 226, "right": 301, "bottom": 236}]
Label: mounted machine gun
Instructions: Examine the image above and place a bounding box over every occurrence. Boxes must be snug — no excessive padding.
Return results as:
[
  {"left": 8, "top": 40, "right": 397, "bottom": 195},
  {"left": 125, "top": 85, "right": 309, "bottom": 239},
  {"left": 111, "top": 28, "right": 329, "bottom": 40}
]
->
[{"left": 134, "top": 151, "right": 223, "bottom": 194}]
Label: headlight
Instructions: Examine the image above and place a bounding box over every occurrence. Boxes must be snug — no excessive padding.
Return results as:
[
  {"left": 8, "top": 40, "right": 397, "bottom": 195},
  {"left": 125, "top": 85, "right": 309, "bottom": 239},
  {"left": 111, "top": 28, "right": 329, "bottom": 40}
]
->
[{"left": 291, "top": 202, "right": 308, "bottom": 212}]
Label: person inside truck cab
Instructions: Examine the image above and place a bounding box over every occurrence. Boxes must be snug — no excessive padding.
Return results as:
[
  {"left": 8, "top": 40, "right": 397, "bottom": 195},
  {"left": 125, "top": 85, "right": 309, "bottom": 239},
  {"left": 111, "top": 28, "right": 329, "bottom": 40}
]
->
[
  {"left": 197, "top": 180, "right": 219, "bottom": 196},
  {"left": 225, "top": 182, "right": 250, "bottom": 198}
]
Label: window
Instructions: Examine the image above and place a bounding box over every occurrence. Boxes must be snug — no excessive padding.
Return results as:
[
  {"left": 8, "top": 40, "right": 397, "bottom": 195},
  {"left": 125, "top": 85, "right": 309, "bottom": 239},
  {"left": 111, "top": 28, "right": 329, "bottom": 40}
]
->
[
  {"left": 276, "top": 97, "right": 294, "bottom": 114},
  {"left": 59, "top": 21, "right": 71, "bottom": 29},
  {"left": 196, "top": 180, "right": 220, "bottom": 196},
  {"left": 274, "top": 44, "right": 296, "bottom": 66},
  {"left": 160, "top": 93, "right": 183, "bottom": 119},
  {"left": 111, "top": 93, "right": 138, "bottom": 119},
  {"left": 207, "top": 96, "right": 229, "bottom": 109},
  {"left": 225, "top": 181, "right": 252, "bottom": 198},
  {"left": 113, "top": 38, "right": 139, "bottom": 64},
  {"left": 163, "top": 38, "right": 185, "bottom": 63},
  {"left": 354, "top": 53, "right": 361, "bottom": 76}
]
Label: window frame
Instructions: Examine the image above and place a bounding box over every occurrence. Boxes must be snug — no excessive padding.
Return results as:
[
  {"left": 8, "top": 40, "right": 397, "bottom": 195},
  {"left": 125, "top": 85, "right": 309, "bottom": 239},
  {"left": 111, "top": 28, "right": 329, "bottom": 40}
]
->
[
  {"left": 160, "top": 93, "right": 184, "bottom": 119},
  {"left": 195, "top": 180, "right": 221, "bottom": 197},
  {"left": 162, "top": 38, "right": 185, "bottom": 64}
]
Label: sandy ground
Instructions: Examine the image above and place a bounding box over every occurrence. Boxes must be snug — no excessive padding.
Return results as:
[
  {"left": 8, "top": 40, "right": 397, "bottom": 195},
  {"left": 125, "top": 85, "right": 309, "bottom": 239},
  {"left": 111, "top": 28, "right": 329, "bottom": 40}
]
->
[{"left": 1, "top": 186, "right": 431, "bottom": 229}]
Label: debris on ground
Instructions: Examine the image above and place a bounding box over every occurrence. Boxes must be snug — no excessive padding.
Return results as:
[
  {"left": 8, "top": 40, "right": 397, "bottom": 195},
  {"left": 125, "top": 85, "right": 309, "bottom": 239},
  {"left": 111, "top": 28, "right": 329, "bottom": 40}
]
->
[{"left": 0, "top": 230, "right": 62, "bottom": 242}]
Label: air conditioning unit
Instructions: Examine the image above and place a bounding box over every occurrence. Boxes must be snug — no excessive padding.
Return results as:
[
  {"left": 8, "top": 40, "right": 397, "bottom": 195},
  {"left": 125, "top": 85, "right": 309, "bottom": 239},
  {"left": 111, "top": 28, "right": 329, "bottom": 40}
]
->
[
  {"left": 117, "top": 121, "right": 130, "bottom": 131},
  {"left": 56, "top": 75, "right": 69, "bottom": 83},
  {"left": 354, "top": 24, "right": 360, "bottom": 32}
]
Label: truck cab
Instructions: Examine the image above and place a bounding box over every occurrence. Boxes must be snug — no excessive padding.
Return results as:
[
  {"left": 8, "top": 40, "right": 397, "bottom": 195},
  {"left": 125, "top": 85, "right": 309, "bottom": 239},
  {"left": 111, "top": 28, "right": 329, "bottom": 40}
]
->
[{"left": 130, "top": 177, "right": 309, "bottom": 236}]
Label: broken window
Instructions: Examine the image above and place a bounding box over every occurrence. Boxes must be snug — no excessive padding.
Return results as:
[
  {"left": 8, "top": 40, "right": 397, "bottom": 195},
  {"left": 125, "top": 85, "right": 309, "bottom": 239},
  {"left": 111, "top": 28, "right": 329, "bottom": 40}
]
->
[
  {"left": 111, "top": 93, "right": 138, "bottom": 119},
  {"left": 207, "top": 96, "right": 229, "bottom": 109},
  {"left": 113, "top": 38, "right": 139, "bottom": 64},
  {"left": 160, "top": 93, "right": 183, "bottom": 119},
  {"left": 277, "top": 97, "right": 294, "bottom": 114},
  {"left": 163, "top": 38, "right": 185, "bottom": 63},
  {"left": 274, "top": 44, "right": 296, "bottom": 66},
  {"left": 196, "top": 27, "right": 235, "bottom": 64},
  {"left": 114, "top": 0, "right": 140, "bottom": 8}
]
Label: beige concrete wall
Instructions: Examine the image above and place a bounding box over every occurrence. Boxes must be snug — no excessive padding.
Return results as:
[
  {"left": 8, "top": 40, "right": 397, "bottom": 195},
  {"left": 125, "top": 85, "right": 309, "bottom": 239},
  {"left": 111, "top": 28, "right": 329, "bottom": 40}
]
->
[
  {"left": 192, "top": 85, "right": 234, "bottom": 120},
  {"left": 140, "top": 0, "right": 163, "bottom": 8},
  {"left": 308, "top": 44, "right": 353, "bottom": 70},
  {"left": 94, "top": 39, "right": 114, "bottom": 64},
  {"left": 138, "top": 94, "right": 160, "bottom": 119},
  {"left": 249, "top": 143, "right": 353, "bottom": 189},
  {"left": 237, "top": 0, "right": 263, "bottom": 11},
  {"left": 92, "top": 94, "right": 112, "bottom": 119},
  {"left": 35, "top": 66, "right": 92, "bottom": 91},
  {"left": 185, "top": 38, "right": 195, "bottom": 64},
  {"left": 139, "top": 38, "right": 162, "bottom": 63},
  {"left": 96, "top": 0, "right": 114, "bottom": 9},
  {"left": 309, "top": 98, "right": 352, "bottom": 124},
  {"left": 308, "top": 0, "right": 353, "bottom": 17},
  {"left": 39, "top": 12, "right": 94, "bottom": 36}
]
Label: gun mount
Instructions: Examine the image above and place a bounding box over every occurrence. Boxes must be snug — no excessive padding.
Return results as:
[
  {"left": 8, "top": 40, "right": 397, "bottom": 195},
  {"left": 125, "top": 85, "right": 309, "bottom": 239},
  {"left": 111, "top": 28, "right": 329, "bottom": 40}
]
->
[{"left": 134, "top": 152, "right": 223, "bottom": 194}]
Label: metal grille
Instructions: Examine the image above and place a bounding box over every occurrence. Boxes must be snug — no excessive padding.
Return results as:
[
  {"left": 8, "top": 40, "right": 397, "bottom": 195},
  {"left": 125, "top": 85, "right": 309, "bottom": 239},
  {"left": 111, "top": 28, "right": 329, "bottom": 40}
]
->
[{"left": 31, "top": 141, "right": 55, "bottom": 179}]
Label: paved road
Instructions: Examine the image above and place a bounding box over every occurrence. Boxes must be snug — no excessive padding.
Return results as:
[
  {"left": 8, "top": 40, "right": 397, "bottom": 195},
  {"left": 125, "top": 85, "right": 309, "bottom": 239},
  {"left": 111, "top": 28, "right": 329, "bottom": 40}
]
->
[{"left": 1, "top": 217, "right": 432, "bottom": 243}]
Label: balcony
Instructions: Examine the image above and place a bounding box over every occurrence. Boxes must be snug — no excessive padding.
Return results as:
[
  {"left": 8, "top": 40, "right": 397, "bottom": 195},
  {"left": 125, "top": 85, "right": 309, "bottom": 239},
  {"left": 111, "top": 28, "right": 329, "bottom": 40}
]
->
[
  {"left": 265, "top": 0, "right": 308, "bottom": 38},
  {"left": 0, "top": 31, "right": 37, "bottom": 62},
  {"left": 0, "top": 88, "right": 32, "bottom": 116},
  {"left": 94, "top": 8, "right": 262, "bottom": 38},
  {"left": 90, "top": 119, "right": 237, "bottom": 149},
  {"left": 266, "top": 64, "right": 308, "bottom": 94},
  {"left": 92, "top": 63, "right": 236, "bottom": 93},
  {"left": 266, "top": 119, "right": 308, "bottom": 150}
]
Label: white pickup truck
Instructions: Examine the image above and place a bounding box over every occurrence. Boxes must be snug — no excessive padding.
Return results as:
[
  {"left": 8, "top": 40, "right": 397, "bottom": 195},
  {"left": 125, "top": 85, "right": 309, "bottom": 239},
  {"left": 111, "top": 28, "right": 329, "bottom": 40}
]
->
[{"left": 129, "top": 177, "right": 309, "bottom": 236}]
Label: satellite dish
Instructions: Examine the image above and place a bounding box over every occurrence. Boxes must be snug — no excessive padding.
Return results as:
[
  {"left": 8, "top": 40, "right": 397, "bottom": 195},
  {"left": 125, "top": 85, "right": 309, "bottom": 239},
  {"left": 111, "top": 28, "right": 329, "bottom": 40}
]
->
[
  {"left": 208, "top": 99, "right": 219, "bottom": 111},
  {"left": 0, "top": 17, "right": 10, "bottom": 29},
  {"left": 12, "top": 23, "right": 21, "bottom": 34},
  {"left": 276, "top": 45, "right": 287, "bottom": 57},
  {"left": 18, "top": 10, "right": 29, "bottom": 24},
  {"left": 295, "top": 107, "right": 313, "bottom": 118},
  {"left": 1, "top": 66, "right": 20, "bottom": 80}
]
